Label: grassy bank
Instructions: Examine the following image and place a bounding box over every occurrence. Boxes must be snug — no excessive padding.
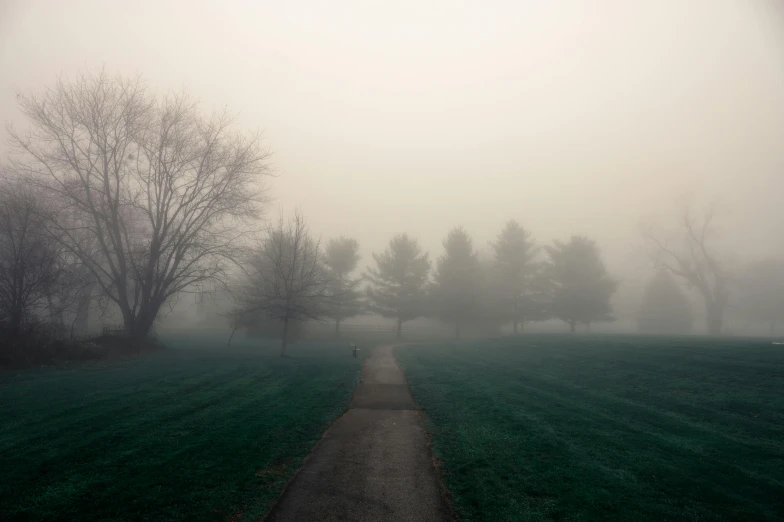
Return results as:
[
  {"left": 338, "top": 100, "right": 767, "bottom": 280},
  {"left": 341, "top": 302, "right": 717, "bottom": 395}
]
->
[
  {"left": 0, "top": 337, "right": 361, "bottom": 521},
  {"left": 397, "top": 335, "right": 784, "bottom": 521}
]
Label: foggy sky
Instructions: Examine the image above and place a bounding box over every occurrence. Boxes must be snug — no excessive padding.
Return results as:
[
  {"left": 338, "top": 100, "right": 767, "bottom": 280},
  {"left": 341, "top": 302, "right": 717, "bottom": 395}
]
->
[{"left": 2, "top": 0, "right": 784, "bottom": 282}]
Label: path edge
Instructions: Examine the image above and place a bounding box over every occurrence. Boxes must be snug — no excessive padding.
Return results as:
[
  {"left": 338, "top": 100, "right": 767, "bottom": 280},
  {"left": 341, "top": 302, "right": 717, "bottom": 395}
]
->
[
  {"left": 257, "top": 358, "right": 365, "bottom": 521},
  {"left": 392, "top": 344, "right": 456, "bottom": 521}
]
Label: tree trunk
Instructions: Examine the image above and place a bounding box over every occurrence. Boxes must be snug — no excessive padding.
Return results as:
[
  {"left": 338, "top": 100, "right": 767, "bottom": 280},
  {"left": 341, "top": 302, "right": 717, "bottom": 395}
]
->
[
  {"left": 568, "top": 320, "right": 576, "bottom": 333},
  {"left": 396, "top": 317, "right": 402, "bottom": 340},
  {"left": 281, "top": 315, "right": 290, "bottom": 357},
  {"left": 122, "top": 299, "right": 162, "bottom": 341}
]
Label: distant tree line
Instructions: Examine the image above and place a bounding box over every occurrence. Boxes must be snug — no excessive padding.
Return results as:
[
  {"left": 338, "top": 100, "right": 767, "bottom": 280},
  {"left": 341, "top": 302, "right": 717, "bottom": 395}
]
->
[
  {"left": 2, "top": 69, "right": 782, "bottom": 364},
  {"left": 229, "top": 214, "right": 620, "bottom": 354}
]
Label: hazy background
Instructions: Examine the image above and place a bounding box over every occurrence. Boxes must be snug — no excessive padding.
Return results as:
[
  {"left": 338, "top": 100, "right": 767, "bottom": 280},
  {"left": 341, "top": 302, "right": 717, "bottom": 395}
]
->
[{"left": 2, "top": 0, "right": 784, "bottom": 329}]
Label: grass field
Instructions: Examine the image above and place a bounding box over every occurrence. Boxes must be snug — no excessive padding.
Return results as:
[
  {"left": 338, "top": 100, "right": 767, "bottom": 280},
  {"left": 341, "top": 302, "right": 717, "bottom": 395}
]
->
[
  {"left": 0, "top": 336, "right": 361, "bottom": 522},
  {"left": 397, "top": 335, "right": 784, "bottom": 521}
]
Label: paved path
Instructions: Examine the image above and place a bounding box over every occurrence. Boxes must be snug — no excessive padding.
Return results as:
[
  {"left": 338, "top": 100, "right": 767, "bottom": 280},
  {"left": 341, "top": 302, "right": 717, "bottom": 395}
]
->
[{"left": 265, "top": 345, "right": 450, "bottom": 522}]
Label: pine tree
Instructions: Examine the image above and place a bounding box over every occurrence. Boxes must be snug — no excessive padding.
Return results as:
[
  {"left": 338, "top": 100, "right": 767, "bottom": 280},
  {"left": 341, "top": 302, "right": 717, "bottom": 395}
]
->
[
  {"left": 545, "top": 236, "right": 616, "bottom": 332},
  {"left": 432, "top": 227, "right": 481, "bottom": 339},
  {"left": 491, "top": 220, "right": 540, "bottom": 333},
  {"left": 324, "top": 237, "right": 365, "bottom": 337},
  {"left": 365, "top": 234, "right": 430, "bottom": 339}
]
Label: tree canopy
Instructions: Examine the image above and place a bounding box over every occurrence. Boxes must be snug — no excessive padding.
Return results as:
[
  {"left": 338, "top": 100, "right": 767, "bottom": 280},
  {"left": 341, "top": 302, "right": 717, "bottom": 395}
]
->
[
  {"left": 545, "top": 236, "right": 616, "bottom": 332},
  {"left": 365, "top": 234, "right": 430, "bottom": 339},
  {"left": 232, "top": 213, "right": 329, "bottom": 355},
  {"left": 9, "top": 70, "right": 271, "bottom": 339},
  {"left": 490, "top": 220, "right": 540, "bottom": 333},
  {"left": 431, "top": 227, "right": 481, "bottom": 339},
  {"left": 323, "top": 236, "right": 364, "bottom": 336}
]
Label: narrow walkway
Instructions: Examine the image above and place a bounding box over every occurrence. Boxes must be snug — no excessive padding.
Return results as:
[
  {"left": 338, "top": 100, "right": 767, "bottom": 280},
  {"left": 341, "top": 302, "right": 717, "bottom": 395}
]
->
[{"left": 265, "top": 345, "right": 450, "bottom": 521}]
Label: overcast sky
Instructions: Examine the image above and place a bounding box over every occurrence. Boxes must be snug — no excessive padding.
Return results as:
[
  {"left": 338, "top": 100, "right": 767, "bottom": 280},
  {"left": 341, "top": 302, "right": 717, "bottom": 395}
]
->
[{"left": 2, "top": 0, "right": 783, "bottom": 280}]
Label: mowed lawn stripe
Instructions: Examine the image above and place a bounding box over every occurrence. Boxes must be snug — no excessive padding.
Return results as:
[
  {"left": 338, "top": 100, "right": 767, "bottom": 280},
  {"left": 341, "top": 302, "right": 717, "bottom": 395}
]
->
[
  {"left": 0, "top": 340, "right": 361, "bottom": 522},
  {"left": 397, "top": 336, "right": 784, "bottom": 521}
]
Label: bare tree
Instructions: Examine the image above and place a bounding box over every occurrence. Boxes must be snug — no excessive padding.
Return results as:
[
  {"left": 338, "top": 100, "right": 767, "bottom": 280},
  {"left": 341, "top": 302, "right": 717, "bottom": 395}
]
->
[
  {"left": 0, "top": 179, "right": 87, "bottom": 353},
  {"left": 642, "top": 203, "right": 730, "bottom": 335},
  {"left": 233, "top": 212, "right": 330, "bottom": 356},
  {"left": 8, "top": 69, "right": 271, "bottom": 339},
  {"left": 0, "top": 181, "right": 57, "bottom": 337}
]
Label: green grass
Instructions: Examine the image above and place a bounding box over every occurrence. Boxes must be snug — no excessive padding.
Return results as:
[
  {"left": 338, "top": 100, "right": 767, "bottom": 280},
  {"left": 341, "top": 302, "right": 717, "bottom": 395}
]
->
[
  {"left": 0, "top": 336, "right": 361, "bottom": 521},
  {"left": 396, "top": 335, "right": 784, "bottom": 521}
]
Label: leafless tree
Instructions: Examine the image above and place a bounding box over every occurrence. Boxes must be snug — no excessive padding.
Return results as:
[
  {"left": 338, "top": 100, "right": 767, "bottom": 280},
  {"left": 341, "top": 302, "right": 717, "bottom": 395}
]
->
[
  {"left": 642, "top": 203, "right": 730, "bottom": 335},
  {"left": 8, "top": 69, "right": 271, "bottom": 339},
  {"left": 232, "top": 212, "right": 330, "bottom": 356},
  {"left": 0, "top": 180, "right": 87, "bottom": 351}
]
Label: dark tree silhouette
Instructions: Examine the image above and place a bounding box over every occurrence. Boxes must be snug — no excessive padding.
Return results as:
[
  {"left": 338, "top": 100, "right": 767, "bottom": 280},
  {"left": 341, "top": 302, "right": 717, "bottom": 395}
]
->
[
  {"left": 365, "top": 234, "right": 430, "bottom": 339},
  {"left": 0, "top": 180, "right": 87, "bottom": 351},
  {"left": 9, "top": 69, "right": 271, "bottom": 339},
  {"left": 545, "top": 236, "right": 616, "bottom": 332}
]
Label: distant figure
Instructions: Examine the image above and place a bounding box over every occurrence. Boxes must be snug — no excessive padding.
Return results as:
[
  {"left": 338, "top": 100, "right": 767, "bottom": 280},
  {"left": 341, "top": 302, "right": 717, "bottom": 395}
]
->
[{"left": 352, "top": 344, "right": 359, "bottom": 358}]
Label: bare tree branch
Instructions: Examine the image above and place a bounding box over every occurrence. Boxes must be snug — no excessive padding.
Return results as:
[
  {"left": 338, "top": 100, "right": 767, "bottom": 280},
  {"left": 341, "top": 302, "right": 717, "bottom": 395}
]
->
[
  {"left": 7, "top": 69, "right": 271, "bottom": 338},
  {"left": 231, "top": 211, "right": 331, "bottom": 355},
  {"left": 641, "top": 202, "right": 730, "bottom": 335}
]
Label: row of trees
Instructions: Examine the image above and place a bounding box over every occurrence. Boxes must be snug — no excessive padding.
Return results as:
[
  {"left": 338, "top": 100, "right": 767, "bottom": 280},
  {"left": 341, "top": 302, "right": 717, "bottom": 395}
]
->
[
  {"left": 363, "top": 224, "right": 616, "bottom": 338},
  {"left": 233, "top": 203, "right": 784, "bottom": 353},
  {"left": 230, "top": 216, "right": 618, "bottom": 353},
  {"left": 3, "top": 69, "right": 780, "bottom": 361}
]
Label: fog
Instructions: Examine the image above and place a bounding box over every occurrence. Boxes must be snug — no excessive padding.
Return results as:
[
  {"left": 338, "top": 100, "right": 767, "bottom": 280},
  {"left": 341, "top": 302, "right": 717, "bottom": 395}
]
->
[{"left": 2, "top": 0, "right": 784, "bottom": 335}]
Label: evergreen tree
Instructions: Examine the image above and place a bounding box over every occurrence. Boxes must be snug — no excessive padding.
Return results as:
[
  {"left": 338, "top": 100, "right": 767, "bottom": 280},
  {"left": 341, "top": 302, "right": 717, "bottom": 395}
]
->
[
  {"left": 365, "top": 234, "right": 430, "bottom": 339},
  {"left": 545, "top": 236, "right": 616, "bottom": 332},
  {"left": 324, "top": 237, "right": 364, "bottom": 337},
  {"left": 432, "top": 227, "right": 481, "bottom": 339},
  {"left": 491, "top": 220, "right": 540, "bottom": 333}
]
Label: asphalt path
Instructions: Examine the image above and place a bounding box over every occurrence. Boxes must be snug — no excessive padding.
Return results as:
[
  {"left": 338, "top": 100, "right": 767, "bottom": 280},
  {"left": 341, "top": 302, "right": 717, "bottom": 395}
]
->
[{"left": 265, "top": 345, "right": 450, "bottom": 521}]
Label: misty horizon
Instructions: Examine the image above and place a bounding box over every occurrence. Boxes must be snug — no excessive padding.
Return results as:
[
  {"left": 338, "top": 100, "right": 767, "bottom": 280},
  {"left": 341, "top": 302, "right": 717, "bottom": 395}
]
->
[{"left": 2, "top": 0, "right": 784, "bottom": 336}]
